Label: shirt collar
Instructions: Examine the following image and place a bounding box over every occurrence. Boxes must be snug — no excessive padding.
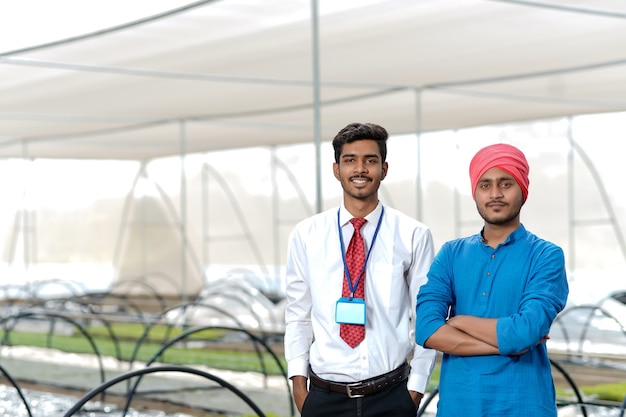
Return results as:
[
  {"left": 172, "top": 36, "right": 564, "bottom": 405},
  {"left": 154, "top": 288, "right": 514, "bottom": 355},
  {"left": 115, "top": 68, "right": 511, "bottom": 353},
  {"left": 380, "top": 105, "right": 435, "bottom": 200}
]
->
[{"left": 339, "top": 201, "right": 383, "bottom": 227}]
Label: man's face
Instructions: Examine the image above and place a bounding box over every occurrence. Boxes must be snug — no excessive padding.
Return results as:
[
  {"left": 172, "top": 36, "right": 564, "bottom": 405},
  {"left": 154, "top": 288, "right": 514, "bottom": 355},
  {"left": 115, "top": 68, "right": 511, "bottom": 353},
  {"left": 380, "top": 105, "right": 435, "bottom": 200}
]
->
[
  {"left": 333, "top": 139, "right": 387, "bottom": 202},
  {"left": 474, "top": 167, "right": 524, "bottom": 225}
]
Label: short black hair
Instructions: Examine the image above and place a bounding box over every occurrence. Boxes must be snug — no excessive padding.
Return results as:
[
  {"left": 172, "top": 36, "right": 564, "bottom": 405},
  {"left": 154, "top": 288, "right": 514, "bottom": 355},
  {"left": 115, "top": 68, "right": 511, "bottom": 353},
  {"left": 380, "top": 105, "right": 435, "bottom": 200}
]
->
[{"left": 332, "top": 122, "right": 388, "bottom": 163}]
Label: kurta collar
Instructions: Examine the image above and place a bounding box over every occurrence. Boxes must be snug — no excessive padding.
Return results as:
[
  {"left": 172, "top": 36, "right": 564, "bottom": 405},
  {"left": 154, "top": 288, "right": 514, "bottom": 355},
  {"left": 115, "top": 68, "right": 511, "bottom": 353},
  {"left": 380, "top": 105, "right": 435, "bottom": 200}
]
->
[{"left": 478, "top": 224, "right": 526, "bottom": 246}]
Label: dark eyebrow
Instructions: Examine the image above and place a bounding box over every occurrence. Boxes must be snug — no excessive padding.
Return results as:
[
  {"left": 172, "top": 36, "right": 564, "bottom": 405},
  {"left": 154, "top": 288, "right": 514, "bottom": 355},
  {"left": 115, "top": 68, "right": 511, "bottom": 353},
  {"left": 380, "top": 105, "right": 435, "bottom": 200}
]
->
[
  {"left": 342, "top": 153, "right": 379, "bottom": 159},
  {"left": 479, "top": 175, "right": 514, "bottom": 182}
]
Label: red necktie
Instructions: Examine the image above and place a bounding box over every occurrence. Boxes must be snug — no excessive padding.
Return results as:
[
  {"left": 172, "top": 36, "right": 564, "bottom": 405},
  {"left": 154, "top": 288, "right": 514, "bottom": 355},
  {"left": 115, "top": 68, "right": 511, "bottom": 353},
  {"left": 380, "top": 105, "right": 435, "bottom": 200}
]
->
[{"left": 340, "top": 217, "right": 367, "bottom": 348}]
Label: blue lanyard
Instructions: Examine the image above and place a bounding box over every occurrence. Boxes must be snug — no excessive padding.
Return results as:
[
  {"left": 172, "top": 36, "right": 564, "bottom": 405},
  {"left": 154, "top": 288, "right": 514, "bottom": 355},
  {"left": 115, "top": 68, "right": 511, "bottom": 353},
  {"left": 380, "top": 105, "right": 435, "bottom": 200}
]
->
[{"left": 337, "top": 206, "right": 385, "bottom": 298}]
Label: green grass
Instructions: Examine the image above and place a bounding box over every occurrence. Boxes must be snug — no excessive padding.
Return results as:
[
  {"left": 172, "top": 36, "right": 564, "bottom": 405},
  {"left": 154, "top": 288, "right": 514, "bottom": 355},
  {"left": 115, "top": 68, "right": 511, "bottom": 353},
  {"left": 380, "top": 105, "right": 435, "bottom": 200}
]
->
[
  {"left": 581, "top": 382, "right": 626, "bottom": 402},
  {"left": 1, "top": 323, "right": 287, "bottom": 375},
  {"left": 557, "top": 381, "right": 626, "bottom": 403}
]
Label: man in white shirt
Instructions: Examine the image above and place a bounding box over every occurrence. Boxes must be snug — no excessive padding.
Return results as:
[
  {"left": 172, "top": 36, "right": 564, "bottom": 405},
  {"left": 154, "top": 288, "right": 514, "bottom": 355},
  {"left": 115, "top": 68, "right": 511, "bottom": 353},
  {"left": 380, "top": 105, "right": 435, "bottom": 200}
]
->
[{"left": 284, "top": 122, "right": 436, "bottom": 416}]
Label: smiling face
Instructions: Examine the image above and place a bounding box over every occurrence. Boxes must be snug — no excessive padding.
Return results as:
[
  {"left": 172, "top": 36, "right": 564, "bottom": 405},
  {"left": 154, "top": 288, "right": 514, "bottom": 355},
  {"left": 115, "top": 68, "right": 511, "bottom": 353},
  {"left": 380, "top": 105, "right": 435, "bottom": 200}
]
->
[
  {"left": 474, "top": 167, "right": 523, "bottom": 227},
  {"left": 333, "top": 139, "right": 388, "bottom": 210}
]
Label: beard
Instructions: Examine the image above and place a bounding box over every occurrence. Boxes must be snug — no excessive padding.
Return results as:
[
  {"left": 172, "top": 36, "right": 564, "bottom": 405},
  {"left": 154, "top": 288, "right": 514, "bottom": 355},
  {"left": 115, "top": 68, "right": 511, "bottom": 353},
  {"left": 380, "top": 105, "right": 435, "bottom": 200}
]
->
[{"left": 476, "top": 201, "right": 522, "bottom": 226}]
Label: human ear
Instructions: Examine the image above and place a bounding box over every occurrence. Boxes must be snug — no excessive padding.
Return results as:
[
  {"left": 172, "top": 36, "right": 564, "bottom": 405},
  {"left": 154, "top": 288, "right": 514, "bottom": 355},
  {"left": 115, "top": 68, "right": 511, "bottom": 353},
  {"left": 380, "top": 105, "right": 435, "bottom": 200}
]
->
[{"left": 380, "top": 162, "right": 388, "bottom": 180}]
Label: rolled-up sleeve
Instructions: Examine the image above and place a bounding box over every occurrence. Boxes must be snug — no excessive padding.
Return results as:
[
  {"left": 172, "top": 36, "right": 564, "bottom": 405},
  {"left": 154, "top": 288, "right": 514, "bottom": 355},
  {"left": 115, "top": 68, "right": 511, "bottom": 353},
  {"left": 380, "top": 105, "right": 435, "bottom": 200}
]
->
[
  {"left": 415, "top": 245, "right": 454, "bottom": 347},
  {"left": 496, "top": 244, "right": 568, "bottom": 355}
]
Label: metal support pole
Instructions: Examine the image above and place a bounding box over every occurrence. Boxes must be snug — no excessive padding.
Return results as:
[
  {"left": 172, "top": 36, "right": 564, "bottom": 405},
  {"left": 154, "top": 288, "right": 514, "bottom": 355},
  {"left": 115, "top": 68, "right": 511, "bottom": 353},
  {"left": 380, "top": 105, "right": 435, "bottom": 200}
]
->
[
  {"left": 414, "top": 88, "right": 423, "bottom": 221},
  {"left": 311, "top": 0, "right": 322, "bottom": 213},
  {"left": 271, "top": 147, "right": 281, "bottom": 280},
  {"left": 179, "top": 120, "right": 188, "bottom": 303},
  {"left": 21, "top": 142, "right": 31, "bottom": 269},
  {"left": 567, "top": 117, "right": 576, "bottom": 274}
]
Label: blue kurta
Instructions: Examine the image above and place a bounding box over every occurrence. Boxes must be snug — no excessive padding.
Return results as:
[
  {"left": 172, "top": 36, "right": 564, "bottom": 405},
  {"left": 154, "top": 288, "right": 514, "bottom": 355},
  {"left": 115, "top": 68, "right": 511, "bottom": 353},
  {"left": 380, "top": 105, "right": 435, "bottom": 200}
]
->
[{"left": 415, "top": 225, "right": 569, "bottom": 416}]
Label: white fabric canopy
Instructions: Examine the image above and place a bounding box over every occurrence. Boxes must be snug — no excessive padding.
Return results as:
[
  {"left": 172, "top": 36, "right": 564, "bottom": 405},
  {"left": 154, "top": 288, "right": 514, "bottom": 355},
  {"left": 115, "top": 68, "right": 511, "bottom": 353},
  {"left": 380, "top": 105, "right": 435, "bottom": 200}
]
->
[{"left": 1, "top": 0, "right": 625, "bottom": 160}]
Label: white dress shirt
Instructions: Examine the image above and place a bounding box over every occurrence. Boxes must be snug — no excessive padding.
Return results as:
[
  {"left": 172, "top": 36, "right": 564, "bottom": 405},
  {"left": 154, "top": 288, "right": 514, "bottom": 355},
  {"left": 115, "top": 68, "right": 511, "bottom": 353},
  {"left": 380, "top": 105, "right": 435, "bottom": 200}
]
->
[{"left": 284, "top": 202, "right": 436, "bottom": 393}]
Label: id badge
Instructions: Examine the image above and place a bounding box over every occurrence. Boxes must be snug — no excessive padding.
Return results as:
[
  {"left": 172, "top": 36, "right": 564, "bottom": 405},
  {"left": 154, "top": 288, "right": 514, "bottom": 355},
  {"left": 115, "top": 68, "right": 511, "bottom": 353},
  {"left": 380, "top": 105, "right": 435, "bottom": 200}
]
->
[{"left": 335, "top": 297, "right": 366, "bottom": 325}]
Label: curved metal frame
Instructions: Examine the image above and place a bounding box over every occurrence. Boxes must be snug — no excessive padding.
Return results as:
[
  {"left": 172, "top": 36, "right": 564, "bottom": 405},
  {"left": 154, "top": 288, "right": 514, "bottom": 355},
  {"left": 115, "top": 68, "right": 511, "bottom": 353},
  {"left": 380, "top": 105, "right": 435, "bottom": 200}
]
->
[
  {"left": 126, "top": 301, "right": 246, "bottom": 371},
  {"left": 550, "top": 358, "right": 589, "bottom": 417},
  {"left": 61, "top": 364, "right": 267, "bottom": 417},
  {"left": 110, "top": 273, "right": 177, "bottom": 313},
  {"left": 552, "top": 303, "right": 626, "bottom": 357},
  {"left": 0, "top": 362, "right": 33, "bottom": 417},
  {"left": 122, "top": 325, "right": 293, "bottom": 417},
  {"left": 195, "top": 290, "right": 268, "bottom": 330},
  {"left": 0, "top": 310, "right": 108, "bottom": 400}
]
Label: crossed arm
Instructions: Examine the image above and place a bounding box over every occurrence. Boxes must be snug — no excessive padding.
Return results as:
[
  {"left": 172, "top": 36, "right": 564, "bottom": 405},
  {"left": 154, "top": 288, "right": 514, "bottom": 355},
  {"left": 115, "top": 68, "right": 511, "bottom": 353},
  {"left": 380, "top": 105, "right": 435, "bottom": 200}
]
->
[
  {"left": 423, "top": 315, "right": 500, "bottom": 355},
  {"left": 425, "top": 315, "right": 547, "bottom": 356}
]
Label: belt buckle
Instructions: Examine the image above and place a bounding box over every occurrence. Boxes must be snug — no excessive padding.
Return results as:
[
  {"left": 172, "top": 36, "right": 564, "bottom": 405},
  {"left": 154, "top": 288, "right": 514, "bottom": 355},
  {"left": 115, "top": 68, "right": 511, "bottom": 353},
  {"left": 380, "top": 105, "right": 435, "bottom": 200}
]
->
[{"left": 346, "top": 383, "right": 365, "bottom": 398}]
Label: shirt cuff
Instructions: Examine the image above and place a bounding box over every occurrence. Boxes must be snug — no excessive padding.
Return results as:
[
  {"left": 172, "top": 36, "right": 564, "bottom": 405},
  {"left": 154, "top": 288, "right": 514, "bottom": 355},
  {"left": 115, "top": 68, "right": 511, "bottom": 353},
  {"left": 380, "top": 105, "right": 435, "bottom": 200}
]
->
[
  {"left": 406, "top": 372, "right": 429, "bottom": 394},
  {"left": 287, "top": 357, "right": 309, "bottom": 380}
]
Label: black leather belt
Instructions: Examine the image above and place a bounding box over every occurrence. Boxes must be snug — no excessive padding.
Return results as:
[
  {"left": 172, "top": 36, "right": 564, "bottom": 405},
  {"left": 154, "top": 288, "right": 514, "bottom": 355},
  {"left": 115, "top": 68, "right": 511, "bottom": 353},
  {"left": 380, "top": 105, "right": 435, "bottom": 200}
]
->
[{"left": 308, "top": 362, "right": 410, "bottom": 398}]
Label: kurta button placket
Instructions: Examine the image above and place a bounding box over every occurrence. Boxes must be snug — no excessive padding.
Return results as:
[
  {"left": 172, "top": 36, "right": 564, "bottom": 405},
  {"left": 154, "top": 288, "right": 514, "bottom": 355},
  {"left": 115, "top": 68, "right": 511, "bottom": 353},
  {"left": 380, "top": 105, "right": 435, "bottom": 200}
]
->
[{"left": 484, "top": 253, "right": 495, "bottom": 297}]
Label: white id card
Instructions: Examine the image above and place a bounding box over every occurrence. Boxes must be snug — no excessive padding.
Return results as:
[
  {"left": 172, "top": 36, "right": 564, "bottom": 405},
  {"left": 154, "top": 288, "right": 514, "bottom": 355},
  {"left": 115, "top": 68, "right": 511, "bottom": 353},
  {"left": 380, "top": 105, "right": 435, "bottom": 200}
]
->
[{"left": 335, "top": 297, "right": 366, "bottom": 325}]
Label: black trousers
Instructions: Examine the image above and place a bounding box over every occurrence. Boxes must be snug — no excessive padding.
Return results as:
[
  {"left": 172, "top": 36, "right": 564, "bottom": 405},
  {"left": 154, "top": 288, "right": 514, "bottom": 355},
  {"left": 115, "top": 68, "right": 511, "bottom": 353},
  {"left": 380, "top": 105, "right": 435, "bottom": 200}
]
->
[{"left": 301, "top": 380, "right": 417, "bottom": 417}]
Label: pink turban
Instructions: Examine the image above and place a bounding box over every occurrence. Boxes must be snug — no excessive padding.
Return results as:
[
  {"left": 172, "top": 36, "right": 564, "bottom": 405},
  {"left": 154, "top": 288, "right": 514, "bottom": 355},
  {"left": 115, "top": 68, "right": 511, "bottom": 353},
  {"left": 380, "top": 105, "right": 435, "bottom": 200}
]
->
[{"left": 469, "top": 143, "right": 530, "bottom": 202}]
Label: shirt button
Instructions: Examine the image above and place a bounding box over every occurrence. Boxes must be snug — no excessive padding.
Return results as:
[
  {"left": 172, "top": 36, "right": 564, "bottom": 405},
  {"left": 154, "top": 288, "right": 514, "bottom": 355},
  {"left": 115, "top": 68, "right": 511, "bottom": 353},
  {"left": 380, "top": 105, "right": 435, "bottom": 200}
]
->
[
  {"left": 482, "top": 292, "right": 487, "bottom": 296},
  {"left": 491, "top": 254, "right": 496, "bottom": 259},
  {"left": 487, "top": 271, "right": 491, "bottom": 276}
]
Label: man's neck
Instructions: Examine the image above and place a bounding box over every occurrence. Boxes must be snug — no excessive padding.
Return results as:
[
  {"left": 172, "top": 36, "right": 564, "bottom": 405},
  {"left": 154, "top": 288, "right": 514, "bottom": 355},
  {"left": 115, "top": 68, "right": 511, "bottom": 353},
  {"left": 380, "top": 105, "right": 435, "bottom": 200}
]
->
[
  {"left": 482, "top": 222, "right": 519, "bottom": 248},
  {"left": 344, "top": 198, "right": 379, "bottom": 218}
]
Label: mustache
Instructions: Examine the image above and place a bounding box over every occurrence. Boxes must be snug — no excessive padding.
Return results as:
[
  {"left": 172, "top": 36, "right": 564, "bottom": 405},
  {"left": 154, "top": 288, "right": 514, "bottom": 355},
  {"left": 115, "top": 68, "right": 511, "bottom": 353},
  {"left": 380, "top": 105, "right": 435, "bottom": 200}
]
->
[{"left": 486, "top": 200, "right": 507, "bottom": 207}]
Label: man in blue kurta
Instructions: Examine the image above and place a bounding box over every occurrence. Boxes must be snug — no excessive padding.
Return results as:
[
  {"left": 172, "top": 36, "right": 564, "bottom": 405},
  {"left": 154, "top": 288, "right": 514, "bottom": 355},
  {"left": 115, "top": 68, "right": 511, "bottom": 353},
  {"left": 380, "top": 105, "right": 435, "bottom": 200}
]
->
[{"left": 415, "top": 143, "right": 569, "bottom": 416}]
